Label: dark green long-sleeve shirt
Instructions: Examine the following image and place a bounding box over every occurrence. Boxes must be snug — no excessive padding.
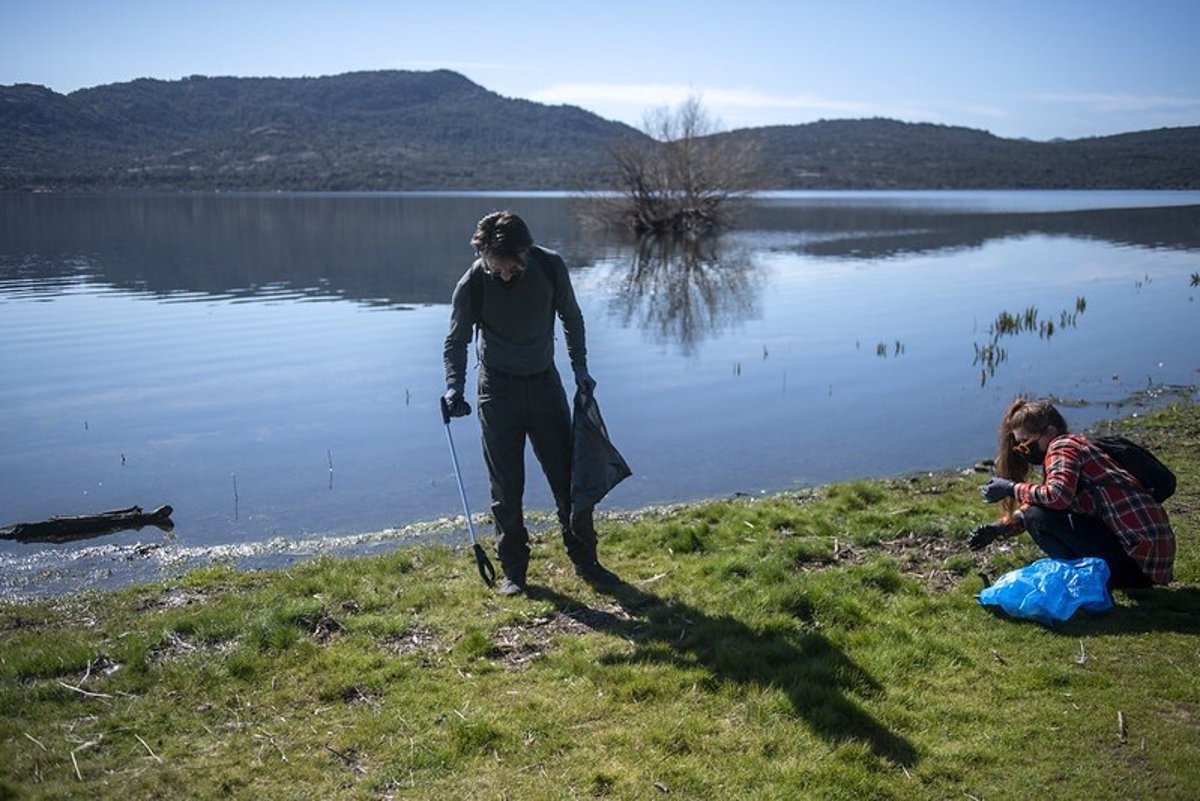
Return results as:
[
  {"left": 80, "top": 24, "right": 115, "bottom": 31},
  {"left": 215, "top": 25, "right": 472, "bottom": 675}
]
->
[{"left": 443, "top": 245, "right": 587, "bottom": 394}]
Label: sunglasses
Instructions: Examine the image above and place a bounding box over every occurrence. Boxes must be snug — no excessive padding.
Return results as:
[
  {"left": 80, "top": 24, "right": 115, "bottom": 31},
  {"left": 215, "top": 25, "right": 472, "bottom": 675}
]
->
[{"left": 1013, "top": 435, "right": 1041, "bottom": 456}]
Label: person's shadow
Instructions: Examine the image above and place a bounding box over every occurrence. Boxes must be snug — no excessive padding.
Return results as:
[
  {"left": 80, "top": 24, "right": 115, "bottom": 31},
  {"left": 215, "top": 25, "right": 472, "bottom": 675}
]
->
[
  {"left": 528, "top": 580, "right": 918, "bottom": 768},
  {"left": 1051, "top": 585, "right": 1200, "bottom": 636}
]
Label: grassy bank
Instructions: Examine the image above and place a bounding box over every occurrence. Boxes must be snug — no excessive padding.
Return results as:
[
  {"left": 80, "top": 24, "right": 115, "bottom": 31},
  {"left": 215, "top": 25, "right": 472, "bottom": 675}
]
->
[{"left": 2, "top": 403, "right": 1198, "bottom": 800}]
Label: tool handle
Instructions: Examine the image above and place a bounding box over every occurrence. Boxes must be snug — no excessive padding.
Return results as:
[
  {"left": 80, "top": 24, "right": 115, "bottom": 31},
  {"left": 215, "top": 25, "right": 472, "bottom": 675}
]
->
[
  {"left": 441, "top": 403, "right": 480, "bottom": 545},
  {"left": 441, "top": 398, "right": 496, "bottom": 587}
]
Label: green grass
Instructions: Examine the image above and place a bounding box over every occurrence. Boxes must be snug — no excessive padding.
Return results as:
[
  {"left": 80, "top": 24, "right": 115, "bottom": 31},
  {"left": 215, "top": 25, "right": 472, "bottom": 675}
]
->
[{"left": 2, "top": 403, "right": 1198, "bottom": 799}]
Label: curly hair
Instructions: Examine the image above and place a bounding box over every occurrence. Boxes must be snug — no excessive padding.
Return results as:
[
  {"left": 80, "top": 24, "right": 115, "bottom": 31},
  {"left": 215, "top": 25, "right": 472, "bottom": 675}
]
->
[
  {"left": 994, "top": 397, "right": 1070, "bottom": 516},
  {"left": 470, "top": 210, "right": 533, "bottom": 262}
]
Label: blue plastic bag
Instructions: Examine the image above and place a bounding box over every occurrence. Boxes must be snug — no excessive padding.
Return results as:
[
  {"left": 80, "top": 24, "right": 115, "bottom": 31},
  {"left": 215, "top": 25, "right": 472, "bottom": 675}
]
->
[{"left": 978, "top": 558, "right": 1113, "bottom": 625}]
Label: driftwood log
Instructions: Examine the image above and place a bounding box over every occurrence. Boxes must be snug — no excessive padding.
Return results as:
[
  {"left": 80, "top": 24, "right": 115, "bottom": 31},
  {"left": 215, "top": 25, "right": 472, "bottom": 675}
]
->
[{"left": 0, "top": 505, "right": 174, "bottom": 544}]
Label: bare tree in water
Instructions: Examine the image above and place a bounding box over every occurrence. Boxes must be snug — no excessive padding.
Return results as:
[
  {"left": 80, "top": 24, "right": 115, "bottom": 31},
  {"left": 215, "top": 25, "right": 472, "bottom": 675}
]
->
[{"left": 588, "top": 95, "right": 762, "bottom": 236}]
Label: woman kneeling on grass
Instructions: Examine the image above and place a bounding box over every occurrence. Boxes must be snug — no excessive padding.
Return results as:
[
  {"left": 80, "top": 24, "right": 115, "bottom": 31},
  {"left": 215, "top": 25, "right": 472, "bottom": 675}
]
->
[{"left": 969, "top": 397, "right": 1175, "bottom": 589}]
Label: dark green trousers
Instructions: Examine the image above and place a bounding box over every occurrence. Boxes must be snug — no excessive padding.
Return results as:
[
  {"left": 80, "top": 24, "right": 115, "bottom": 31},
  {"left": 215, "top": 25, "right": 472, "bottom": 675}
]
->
[{"left": 477, "top": 365, "right": 596, "bottom": 581}]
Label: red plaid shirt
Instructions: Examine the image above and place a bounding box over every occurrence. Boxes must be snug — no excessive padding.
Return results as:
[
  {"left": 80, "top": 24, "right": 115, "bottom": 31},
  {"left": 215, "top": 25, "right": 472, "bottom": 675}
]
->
[{"left": 1013, "top": 434, "right": 1175, "bottom": 584}]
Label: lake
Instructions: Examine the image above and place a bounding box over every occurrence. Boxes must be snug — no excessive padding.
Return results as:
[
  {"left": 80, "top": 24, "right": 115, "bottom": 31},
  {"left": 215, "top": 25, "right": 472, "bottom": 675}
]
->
[{"left": 2, "top": 190, "right": 1199, "bottom": 599}]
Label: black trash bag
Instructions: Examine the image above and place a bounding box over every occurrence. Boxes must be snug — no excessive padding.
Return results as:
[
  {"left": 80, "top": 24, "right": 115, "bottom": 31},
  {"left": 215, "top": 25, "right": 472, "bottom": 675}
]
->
[{"left": 571, "top": 389, "right": 632, "bottom": 513}]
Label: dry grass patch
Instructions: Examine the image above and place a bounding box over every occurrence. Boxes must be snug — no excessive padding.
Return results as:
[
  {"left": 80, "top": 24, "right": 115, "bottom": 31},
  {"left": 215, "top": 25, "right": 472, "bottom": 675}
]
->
[
  {"left": 491, "top": 603, "right": 634, "bottom": 671},
  {"left": 383, "top": 626, "right": 445, "bottom": 658},
  {"left": 829, "top": 533, "right": 976, "bottom": 592}
]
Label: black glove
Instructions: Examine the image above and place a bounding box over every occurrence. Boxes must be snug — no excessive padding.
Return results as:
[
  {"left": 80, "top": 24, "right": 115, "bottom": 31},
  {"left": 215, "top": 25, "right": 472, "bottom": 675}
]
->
[
  {"left": 968, "top": 523, "right": 1006, "bottom": 550},
  {"left": 442, "top": 388, "right": 471, "bottom": 418},
  {"left": 979, "top": 477, "right": 1014, "bottom": 503},
  {"left": 574, "top": 366, "right": 597, "bottom": 395}
]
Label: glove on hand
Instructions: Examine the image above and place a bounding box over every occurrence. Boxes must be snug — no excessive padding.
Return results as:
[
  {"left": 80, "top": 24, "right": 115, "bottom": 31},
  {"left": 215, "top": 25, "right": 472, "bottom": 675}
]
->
[
  {"left": 574, "top": 366, "right": 597, "bottom": 395},
  {"left": 442, "top": 388, "right": 472, "bottom": 418},
  {"left": 968, "top": 523, "right": 1007, "bottom": 550},
  {"left": 979, "top": 477, "right": 1014, "bottom": 503}
]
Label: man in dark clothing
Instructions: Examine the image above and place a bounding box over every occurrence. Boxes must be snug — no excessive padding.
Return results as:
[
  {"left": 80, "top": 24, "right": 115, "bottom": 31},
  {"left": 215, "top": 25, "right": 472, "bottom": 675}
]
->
[{"left": 442, "top": 210, "right": 619, "bottom": 596}]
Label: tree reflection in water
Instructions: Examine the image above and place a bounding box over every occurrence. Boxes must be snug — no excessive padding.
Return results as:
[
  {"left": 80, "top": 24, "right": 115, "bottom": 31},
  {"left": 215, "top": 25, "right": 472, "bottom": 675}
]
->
[{"left": 607, "top": 232, "right": 765, "bottom": 355}]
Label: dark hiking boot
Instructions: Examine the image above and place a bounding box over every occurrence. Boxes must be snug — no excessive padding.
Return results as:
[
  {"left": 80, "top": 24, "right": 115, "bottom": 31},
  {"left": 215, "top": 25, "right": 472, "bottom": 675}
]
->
[
  {"left": 497, "top": 577, "right": 526, "bottom": 597},
  {"left": 573, "top": 561, "right": 620, "bottom": 585}
]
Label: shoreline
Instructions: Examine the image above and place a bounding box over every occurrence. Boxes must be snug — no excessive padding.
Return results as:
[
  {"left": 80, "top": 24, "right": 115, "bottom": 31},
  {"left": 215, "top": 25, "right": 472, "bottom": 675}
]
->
[
  {"left": 3, "top": 389, "right": 1194, "bottom": 605},
  {"left": 3, "top": 405, "right": 1195, "bottom": 799}
]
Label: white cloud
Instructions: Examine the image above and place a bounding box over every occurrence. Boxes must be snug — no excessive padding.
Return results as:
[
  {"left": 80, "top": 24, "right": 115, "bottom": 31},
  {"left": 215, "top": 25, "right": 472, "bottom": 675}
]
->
[
  {"left": 530, "top": 82, "right": 695, "bottom": 107},
  {"left": 959, "top": 104, "right": 1011, "bottom": 120},
  {"left": 528, "top": 82, "right": 936, "bottom": 128},
  {"left": 388, "top": 59, "right": 530, "bottom": 73},
  {"left": 1033, "top": 92, "right": 1200, "bottom": 113},
  {"left": 531, "top": 82, "right": 878, "bottom": 114}
]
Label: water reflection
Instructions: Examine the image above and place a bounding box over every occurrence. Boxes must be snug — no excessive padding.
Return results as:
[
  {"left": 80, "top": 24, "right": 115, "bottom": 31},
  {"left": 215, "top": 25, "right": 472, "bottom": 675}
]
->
[
  {"left": 0, "top": 192, "right": 584, "bottom": 307},
  {"left": 3, "top": 193, "right": 1198, "bottom": 311},
  {"left": 744, "top": 202, "right": 1200, "bottom": 260},
  {"left": 606, "top": 232, "right": 765, "bottom": 355}
]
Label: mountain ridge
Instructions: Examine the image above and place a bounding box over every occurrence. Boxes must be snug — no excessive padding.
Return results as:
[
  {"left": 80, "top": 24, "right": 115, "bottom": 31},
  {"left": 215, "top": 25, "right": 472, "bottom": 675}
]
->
[{"left": 2, "top": 70, "right": 1198, "bottom": 190}]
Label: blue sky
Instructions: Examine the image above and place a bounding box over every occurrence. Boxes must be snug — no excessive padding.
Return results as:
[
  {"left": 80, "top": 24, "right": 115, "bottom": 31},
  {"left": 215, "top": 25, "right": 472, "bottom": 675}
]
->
[{"left": 2, "top": 0, "right": 1198, "bottom": 140}]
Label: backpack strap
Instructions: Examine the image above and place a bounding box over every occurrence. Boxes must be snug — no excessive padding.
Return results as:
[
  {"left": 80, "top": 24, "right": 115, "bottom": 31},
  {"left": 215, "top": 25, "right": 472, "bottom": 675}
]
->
[
  {"left": 469, "top": 264, "right": 484, "bottom": 330},
  {"left": 533, "top": 245, "right": 560, "bottom": 295},
  {"left": 1086, "top": 435, "right": 1175, "bottom": 502},
  {"left": 468, "top": 245, "right": 558, "bottom": 328}
]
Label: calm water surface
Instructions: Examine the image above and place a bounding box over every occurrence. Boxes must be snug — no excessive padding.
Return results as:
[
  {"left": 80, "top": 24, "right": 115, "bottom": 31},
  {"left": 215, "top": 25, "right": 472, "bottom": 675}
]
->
[{"left": 2, "top": 191, "right": 1199, "bottom": 598}]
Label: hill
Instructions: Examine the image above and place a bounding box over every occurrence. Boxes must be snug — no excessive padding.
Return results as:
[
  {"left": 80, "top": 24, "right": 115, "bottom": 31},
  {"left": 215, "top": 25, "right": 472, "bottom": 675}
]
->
[
  {"left": 731, "top": 118, "right": 1200, "bottom": 189},
  {"left": 2, "top": 71, "right": 1198, "bottom": 190},
  {"left": 0, "top": 70, "right": 640, "bottom": 190}
]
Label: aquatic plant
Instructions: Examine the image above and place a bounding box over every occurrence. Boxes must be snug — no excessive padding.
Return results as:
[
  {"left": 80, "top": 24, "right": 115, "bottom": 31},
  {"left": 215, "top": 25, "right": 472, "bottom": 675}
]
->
[
  {"left": 976, "top": 298, "right": 1087, "bottom": 386},
  {"left": 874, "top": 340, "right": 906, "bottom": 358},
  {"left": 973, "top": 342, "right": 1009, "bottom": 386}
]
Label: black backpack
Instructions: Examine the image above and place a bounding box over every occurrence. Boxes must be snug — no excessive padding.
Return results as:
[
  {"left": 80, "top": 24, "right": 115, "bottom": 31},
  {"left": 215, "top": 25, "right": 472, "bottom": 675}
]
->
[{"left": 1090, "top": 435, "right": 1176, "bottom": 502}]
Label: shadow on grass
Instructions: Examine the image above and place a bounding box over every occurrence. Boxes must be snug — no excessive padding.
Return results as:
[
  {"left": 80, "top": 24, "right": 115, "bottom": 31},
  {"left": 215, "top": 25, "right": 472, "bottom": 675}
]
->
[
  {"left": 1055, "top": 586, "right": 1200, "bottom": 636},
  {"left": 528, "top": 581, "right": 918, "bottom": 767}
]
